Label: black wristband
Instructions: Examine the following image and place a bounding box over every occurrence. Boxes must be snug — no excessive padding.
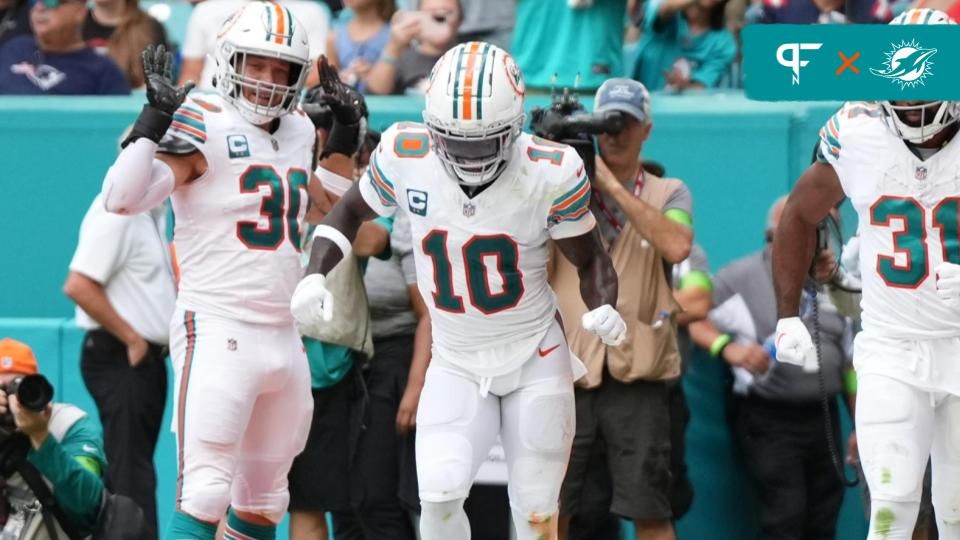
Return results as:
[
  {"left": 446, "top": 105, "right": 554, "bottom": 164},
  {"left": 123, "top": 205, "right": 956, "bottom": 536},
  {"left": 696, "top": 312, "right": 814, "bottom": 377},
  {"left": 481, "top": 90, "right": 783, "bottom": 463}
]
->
[
  {"left": 122, "top": 104, "right": 174, "bottom": 148},
  {"left": 320, "top": 119, "right": 362, "bottom": 160}
]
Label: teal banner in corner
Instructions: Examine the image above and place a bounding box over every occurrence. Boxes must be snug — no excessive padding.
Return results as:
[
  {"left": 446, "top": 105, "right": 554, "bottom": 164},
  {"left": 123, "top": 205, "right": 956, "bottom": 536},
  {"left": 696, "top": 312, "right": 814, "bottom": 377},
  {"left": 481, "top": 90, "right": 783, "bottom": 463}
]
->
[{"left": 742, "top": 25, "right": 960, "bottom": 101}]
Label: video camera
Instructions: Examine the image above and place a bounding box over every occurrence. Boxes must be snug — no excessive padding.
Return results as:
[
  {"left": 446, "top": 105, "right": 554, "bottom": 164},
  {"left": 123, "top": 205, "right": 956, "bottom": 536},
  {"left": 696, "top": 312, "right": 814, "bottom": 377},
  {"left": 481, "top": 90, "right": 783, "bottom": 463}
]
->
[
  {"left": 0, "top": 375, "right": 54, "bottom": 430},
  {"left": 528, "top": 87, "right": 627, "bottom": 180}
]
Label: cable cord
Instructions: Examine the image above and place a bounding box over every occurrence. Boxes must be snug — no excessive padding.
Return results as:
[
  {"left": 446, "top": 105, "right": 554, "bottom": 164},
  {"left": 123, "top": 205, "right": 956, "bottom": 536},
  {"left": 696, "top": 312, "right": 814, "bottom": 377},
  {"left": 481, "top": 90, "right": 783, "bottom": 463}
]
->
[{"left": 808, "top": 282, "right": 860, "bottom": 488}]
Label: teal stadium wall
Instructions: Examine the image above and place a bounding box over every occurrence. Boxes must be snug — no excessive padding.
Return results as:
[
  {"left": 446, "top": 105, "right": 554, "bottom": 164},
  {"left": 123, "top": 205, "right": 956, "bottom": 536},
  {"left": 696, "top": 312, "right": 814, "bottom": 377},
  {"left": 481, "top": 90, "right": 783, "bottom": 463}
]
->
[{"left": 0, "top": 93, "right": 867, "bottom": 539}]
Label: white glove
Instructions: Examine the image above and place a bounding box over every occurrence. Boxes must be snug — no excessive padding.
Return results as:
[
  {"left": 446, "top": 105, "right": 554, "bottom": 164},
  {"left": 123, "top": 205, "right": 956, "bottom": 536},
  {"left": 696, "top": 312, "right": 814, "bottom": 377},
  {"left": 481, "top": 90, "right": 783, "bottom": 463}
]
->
[
  {"left": 936, "top": 262, "right": 960, "bottom": 309},
  {"left": 290, "top": 274, "right": 334, "bottom": 336},
  {"left": 581, "top": 304, "right": 626, "bottom": 347},
  {"left": 774, "top": 317, "right": 818, "bottom": 373}
]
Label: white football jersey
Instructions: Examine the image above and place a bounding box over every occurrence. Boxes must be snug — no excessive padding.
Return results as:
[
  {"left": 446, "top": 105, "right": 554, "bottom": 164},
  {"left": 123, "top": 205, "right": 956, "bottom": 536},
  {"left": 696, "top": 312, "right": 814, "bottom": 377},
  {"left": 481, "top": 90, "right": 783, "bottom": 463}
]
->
[
  {"left": 359, "top": 123, "right": 596, "bottom": 376},
  {"left": 818, "top": 101, "right": 960, "bottom": 339},
  {"left": 166, "top": 94, "right": 316, "bottom": 325}
]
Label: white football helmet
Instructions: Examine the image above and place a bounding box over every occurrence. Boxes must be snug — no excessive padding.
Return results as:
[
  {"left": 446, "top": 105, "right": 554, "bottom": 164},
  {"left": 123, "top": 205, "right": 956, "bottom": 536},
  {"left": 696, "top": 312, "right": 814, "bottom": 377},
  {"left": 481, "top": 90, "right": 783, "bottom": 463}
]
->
[
  {"left": 213, "top": 1, "right": 310, "bottom": 125},
  {"left": 423, "top": 42, "right": 526, "bottom": 186},
  {"left": 880, "top": 8, "right": 959, "bottom": 144}
]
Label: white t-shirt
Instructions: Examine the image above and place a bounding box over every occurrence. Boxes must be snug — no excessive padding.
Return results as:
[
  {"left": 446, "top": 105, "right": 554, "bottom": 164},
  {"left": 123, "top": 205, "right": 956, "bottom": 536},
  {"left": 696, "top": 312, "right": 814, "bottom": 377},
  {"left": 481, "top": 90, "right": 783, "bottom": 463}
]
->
[
  {"left": 69, "top": 196, "right": 177, "bottom": 344},
  {"left": 181, "top": 0, "right": 330, "bottom": 91}
]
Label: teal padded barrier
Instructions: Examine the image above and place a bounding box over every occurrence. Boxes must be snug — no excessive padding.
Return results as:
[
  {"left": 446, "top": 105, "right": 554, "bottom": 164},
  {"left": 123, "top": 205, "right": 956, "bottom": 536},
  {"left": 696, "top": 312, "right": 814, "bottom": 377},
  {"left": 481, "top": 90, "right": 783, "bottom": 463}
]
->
[{"left": 0, "top": 93, "right": 841, "bottom": 319}]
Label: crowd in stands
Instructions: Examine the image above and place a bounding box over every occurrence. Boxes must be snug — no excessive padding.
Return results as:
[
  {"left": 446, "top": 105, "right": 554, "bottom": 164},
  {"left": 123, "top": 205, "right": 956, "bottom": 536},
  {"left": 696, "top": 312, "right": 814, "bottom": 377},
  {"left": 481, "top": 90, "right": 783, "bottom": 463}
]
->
[{"left": 7, "top": 0, "right": 960, "bottom": 96}]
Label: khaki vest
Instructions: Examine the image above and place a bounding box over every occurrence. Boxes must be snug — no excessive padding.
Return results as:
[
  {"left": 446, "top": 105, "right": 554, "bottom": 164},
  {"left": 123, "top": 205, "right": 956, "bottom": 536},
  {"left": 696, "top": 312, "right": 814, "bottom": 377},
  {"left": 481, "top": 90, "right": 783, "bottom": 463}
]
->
[{"left": 550, "top": 173, "right": 683, "bottom": 389}]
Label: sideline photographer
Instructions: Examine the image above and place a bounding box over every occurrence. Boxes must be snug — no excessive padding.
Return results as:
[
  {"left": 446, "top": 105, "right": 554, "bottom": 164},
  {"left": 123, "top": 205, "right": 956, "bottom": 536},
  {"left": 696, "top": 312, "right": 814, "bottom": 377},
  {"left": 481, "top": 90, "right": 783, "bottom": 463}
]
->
[
  {"left": 545, "top": 78, "right": 694, "bottom": 540},
  {"left": 0, "top": 338, "right": 107, "bottom": 540}
]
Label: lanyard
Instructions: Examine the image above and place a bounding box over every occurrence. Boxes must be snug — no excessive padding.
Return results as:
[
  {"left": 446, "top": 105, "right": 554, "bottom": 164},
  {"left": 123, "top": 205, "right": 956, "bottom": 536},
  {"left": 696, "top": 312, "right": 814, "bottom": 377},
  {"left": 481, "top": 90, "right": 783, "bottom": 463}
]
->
[{"left": 594, "top": 167, "right": 645, "bottom": 233}]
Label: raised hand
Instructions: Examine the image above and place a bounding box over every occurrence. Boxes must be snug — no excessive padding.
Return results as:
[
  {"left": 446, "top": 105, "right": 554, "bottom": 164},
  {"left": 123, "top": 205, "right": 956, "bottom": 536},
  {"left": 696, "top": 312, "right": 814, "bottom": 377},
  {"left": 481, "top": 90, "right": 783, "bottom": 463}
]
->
[
  {"left": 143, "top": 44, "right": 195, "bottom": 115},
  {"left": 314, "top": 55, "right": 367, "bottom": 124}
]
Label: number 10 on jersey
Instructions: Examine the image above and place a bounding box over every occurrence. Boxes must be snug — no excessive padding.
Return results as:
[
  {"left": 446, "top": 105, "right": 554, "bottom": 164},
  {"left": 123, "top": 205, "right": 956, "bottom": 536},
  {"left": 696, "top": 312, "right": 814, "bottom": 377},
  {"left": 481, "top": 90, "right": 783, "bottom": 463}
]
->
[{"left": 422, "top": 230, "right": 525, "bottom": 314}]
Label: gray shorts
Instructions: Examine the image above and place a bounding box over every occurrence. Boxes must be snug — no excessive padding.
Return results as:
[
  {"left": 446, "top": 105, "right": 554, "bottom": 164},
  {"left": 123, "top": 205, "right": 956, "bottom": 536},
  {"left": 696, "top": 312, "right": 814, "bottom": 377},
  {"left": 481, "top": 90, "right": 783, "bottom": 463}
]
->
[{"left": 560, "top": 368, "right": 673, "bottom": 521}]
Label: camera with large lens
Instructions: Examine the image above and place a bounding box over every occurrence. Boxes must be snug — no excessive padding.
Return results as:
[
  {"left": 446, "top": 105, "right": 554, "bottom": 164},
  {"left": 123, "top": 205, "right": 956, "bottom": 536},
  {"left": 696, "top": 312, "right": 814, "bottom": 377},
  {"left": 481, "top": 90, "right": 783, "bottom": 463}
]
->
[
  {"left": 0, "top": 374, "right": 54, "bottom": 429},
  {"left": 529, "top": 87, "right": 627, "bottom": 180}
]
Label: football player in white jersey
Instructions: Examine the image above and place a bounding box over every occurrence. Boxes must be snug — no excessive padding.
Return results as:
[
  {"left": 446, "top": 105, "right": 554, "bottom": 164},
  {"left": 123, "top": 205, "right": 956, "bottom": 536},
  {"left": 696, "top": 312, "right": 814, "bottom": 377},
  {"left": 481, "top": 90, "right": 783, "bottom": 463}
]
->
[
  {"left": 772, "top": 9, "right": 960, "bottom": 539},
  {"left": 97, "top": 3, "right": 361, "bottom": 539},
  {"left": 291, "top": 42, "right": 626, "bottom": 540}
]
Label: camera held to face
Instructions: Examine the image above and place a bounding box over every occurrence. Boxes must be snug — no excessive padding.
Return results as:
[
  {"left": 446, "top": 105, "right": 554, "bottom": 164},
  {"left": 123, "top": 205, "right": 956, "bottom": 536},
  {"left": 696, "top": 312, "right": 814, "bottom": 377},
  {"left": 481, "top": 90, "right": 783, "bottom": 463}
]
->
[
  {"left": 529, "top": 87, "right": 627, "bottom": 179},
  {"left": 0, "top": 375, "right": 54, "bottom": 429}
]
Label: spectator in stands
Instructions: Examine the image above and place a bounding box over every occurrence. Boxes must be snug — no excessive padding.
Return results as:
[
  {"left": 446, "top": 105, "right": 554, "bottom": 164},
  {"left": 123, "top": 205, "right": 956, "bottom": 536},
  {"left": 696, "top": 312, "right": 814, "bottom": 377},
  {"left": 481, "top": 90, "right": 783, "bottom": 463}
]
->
[
  {"left": 62, "top": 192, "right": 175, "bottom": 540},
  {"left": 0, "top": 338, "right": 108, "bottom": 538},
  {"left": 364, "top": 0, "right": 461, "bottom": 95},
  {"left": 325, "top": 0, "right": 394, "bottom": 93},
  {"left": 745, "top": 0, "right": 890, "bottom": 24},
  {"left": 0, "top": 0, "right": 129, "bottom": 94},
  {"left": 689, "top": 196, "right": 856, "bottom": 540},
  {"left": 0, "top": 0, "right": 30, "bottom": 46},
  {"left": 513, "top": 0, "right": 627, "bottom": 93},
  {"left": 553, "top": 79, "right": 693, "bottom": 540},
  {"left": 456, "top": 0, "right": 513, "bottom": 51},
  {"left": 178, "top": 0, "right": 330, "bottom": 91},
  {"left": 631, "top": 0, "right": 736, "bottom": 92},
  {"left": 82, "top": 0, "right": 168, "bottom": 88}
]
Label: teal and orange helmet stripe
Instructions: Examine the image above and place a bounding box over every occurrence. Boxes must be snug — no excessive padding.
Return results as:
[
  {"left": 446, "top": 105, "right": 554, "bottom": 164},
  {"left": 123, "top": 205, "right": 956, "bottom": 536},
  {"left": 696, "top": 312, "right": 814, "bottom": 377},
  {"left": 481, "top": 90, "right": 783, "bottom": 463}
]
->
[
  {"left": 175, "top": 310, "right": 198, "bottom": 511},
  {"left": 452, "top": 42, "right": 493, "bottom": 121},
  {"left": 264, "top": 1, "right": 295, "bottom": 45},
  {"left": 368, "top": 153, "right": 397, "bottom": 206},
  {"left": 549, "top": 174, "right": 592, "bottom": 224}
]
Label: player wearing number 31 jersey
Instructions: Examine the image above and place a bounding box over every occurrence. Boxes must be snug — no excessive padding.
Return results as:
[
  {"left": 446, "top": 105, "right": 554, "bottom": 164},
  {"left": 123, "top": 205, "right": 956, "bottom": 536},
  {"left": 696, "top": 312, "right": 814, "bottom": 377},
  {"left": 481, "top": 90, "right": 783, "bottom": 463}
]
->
[
  {"left": 772, "top": 10, "right": 960, "bottom": 540},
  {"left": 99, "top": 3, "right": 325, "bottom": 539},
  {"left": 291, "top": 42, "right": 625, "bottom": 540}
]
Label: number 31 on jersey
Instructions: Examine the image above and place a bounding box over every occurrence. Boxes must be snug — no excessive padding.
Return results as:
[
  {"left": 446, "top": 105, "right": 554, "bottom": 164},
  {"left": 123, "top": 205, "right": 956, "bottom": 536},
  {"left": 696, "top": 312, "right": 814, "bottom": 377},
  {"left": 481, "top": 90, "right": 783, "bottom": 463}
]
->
[{"left": 872, "top": 196, "right": 960, "bottom": 288}]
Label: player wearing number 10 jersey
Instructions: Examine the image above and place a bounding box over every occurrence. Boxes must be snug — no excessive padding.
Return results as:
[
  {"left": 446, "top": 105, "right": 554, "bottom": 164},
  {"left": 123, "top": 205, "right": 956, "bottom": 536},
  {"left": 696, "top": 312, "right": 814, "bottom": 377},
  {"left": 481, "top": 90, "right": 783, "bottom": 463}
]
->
[
  {"left": 99, "top": 3, "right": 324, "bottom": 539},
  {"left": 291, "top": 42, "right": 625, "bottom": 540},
  {"left": 772, "top": 9, "right": 960, "bottom": 539}
]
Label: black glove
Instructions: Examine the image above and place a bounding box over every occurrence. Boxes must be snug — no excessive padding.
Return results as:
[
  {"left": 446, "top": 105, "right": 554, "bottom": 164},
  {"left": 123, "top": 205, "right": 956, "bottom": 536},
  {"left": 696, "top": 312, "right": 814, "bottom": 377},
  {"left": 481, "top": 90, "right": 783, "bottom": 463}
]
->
[
  {"left": 308, "top": 56, "right": 368, "bottom": 159},
  {"left": 122, "top": 44, "right": 196, "bottom": 148}
]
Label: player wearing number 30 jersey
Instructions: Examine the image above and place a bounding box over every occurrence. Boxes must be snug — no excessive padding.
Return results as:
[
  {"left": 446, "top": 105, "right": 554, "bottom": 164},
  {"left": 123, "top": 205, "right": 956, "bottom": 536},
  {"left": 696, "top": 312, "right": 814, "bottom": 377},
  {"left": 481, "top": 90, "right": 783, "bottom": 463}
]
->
[
  {"left": 291, "top": 42, "right": 625, "bottom": 540},
  {"left": 99, "top": 3, "right": 324, "bottom": 539},
  {"left": 772, "top": 10, "right": 960, "bottom": 540}
]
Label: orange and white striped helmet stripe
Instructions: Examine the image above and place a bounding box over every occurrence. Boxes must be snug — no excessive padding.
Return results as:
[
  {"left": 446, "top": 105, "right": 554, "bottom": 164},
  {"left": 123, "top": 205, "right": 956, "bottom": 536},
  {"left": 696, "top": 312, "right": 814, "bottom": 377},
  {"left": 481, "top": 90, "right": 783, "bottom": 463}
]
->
[{"left": 264, "top": 2, "right": 295, "bottom": 45}]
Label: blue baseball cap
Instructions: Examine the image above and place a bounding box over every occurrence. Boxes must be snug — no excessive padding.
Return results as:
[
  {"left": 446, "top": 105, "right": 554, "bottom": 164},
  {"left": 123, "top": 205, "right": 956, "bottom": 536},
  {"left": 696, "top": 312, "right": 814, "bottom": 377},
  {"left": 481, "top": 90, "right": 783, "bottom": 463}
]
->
[{"left": 594, "top": 78, "right": 652, "bottom": 124}]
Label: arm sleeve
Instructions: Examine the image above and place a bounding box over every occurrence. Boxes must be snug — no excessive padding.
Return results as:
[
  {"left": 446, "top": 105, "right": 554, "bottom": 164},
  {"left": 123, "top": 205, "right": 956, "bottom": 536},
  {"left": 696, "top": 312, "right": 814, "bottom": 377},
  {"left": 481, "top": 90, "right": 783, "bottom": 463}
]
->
[
  {"left": 677, "top": 244, "right": 712, "bottom": 291},
  {"left": 547, "top": 153, "right": 597, "bottom": 240},
  {"left": 662, "top": 181, "right": 694, "bottom": 228},
  {"left": 689, "top": 32, "right": 737, "bottom": 88},
  {"left": 357, "top": 136, "right": 401, "bottom": 218},
  {"left": 644, "top": 0, "right": 680, "bottom": 34},
  {"left": 101, "top": 138, "right": 177, "bottom": 215},
  {"left": 28, "top": 417, "right": 106, "bottom": 533},
  {"left": 68, "top": 203, "right": 130, "bottom": 284},
  {"left": 372, "top": 215, "right": 395, "bottom": 260}
]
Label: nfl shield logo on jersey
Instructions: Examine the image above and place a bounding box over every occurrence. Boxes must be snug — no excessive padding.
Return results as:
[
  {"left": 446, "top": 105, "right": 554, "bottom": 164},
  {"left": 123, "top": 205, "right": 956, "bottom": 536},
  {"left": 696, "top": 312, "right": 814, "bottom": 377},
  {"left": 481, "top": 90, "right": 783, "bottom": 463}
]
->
[
  {"left": 462, "top": 202, "right": 476, "bottom": 218},
  {"left": 916, "top": 166, "right": 928, "bottom": 181},
  {"left": 407, "top": 189, "right": 429, "bottom": 216}
]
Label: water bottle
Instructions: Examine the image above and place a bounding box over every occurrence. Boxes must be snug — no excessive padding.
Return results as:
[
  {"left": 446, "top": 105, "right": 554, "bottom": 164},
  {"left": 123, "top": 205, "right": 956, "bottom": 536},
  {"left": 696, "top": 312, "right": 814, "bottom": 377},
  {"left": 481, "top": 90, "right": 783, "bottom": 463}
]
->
[{"left": 763, "top": 334, "right": 778, "bottom": 363}]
